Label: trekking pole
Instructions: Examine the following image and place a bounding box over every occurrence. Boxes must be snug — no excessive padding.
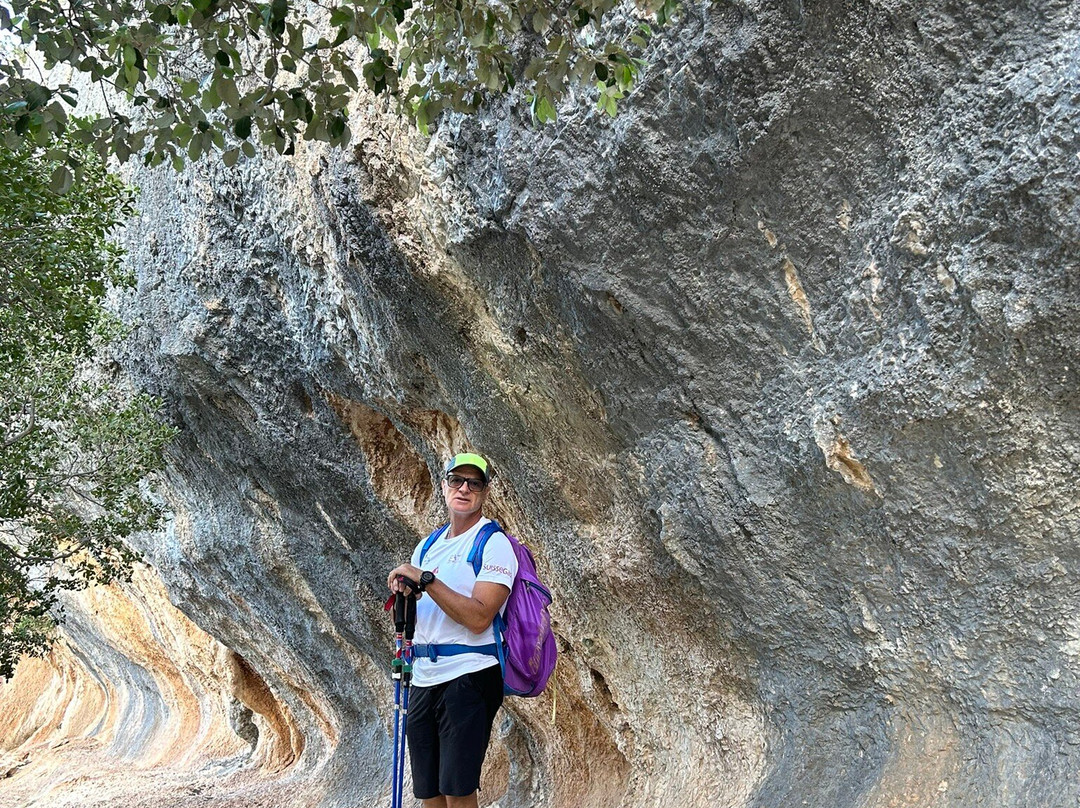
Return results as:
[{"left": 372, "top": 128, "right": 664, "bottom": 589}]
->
[
  {"left": 396, "top": 591, "right": 417, "bottom": 808},
  {"left": 390, "top": 588, "right": 407, "bottom": 808}
]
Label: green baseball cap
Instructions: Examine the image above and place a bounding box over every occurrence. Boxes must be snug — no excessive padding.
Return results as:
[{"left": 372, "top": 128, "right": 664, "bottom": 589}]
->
[{"left": 445, "top": 452, "right": 491, "bottom": 482}]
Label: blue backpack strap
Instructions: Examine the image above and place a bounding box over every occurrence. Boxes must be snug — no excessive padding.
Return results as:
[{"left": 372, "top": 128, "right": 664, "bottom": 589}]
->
[
  {"left": 465, "top": 520, "right": 503, "bottom": 575},
  {"left": 418, "top": 524, "right": 449, "bottom": 566},
  {"left": 465, "top": 521, "right": 510, "bottom": 676},
  {"left": 492, "top": 613, "right": 507, "bottom": 673}
]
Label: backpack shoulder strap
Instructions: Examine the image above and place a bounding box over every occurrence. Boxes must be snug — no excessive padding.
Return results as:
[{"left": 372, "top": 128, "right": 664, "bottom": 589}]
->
[
  {"left": 418, "top": 524, "right": 449, "bottom": 566},
  {"left": 466, "top": 520, "right": 504, "bottom": 576},
  {"left": 465, "top": 521, "right": 512, "bottom": 677}
]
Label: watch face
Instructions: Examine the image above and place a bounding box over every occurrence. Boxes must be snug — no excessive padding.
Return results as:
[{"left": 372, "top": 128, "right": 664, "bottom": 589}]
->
[{"left": 420, "top": 571, "right": 435, "bottom": 588}]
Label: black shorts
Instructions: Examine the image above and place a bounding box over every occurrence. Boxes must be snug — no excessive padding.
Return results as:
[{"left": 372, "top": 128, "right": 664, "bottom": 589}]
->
[{"left": 406, "top": 663, "right": 504, "bottom": 799}]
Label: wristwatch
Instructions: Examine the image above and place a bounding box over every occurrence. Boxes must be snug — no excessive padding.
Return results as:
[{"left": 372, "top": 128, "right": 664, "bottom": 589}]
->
[{"left": 418, "top": 570, "right": 436, "bottom": 592}]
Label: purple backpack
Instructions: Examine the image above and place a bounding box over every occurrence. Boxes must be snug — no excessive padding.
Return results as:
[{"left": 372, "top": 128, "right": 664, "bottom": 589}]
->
[{"left": 419, "top": 521, "right": 557, "bottom": 697}]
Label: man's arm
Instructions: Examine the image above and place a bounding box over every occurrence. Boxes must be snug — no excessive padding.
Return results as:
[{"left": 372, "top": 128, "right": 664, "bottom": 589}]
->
[{"left": 387, "top": 564, "right": 510, "bottom": 634}]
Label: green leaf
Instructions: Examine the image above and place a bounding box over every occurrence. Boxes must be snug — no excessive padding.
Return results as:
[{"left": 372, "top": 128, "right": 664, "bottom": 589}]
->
[
  {"left": 215, "top": 76, "right": 240, "bottom": 108},
  {"left": 269, "top": 0, "right": 288, "bottom": 36},
  {"left": 329, "top": 7, "right": 353, "bottom": 26},
  {"left": 124, "top": 63, "right": 140, "bottom": 90},
  {"left": 173, "top": 123, "right": 194, "bottom": 146},
  {"left": 202, "top": 82, "right": 220, "bottom": 108},
  {"left": 222, "top": 148, "right": 240, "bottom": 167},
  {"left": 49, "top": 165, "right": 73, "bottom": 194},
  {"left": 233, "top": 116, "right": 252, "bottom": 139},
  {"left": 25, "top": 85, "right": 52, "bottom": 111},
  {"left": 538, "top": 96, "right": 557, "bottom": 123},
  {"left": 288, "top": 24, "right": 305, "bottom": 55}
]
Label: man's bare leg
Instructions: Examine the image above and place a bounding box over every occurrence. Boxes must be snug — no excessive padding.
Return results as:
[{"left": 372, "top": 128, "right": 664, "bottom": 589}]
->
[
  {"left": 447, "top": 793, "right": 479, "bottom": 808},
  {"left": 423, "top": 792, "right": 479, "bottom": 808}
]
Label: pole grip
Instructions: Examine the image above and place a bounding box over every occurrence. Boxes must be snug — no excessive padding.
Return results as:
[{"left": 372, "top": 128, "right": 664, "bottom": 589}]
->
[
  {"left": 404, "top": 593, "right": 417, "bottom": 641},
  {"left": 394, "top": 586, "right": 406, "bottom": 631}
]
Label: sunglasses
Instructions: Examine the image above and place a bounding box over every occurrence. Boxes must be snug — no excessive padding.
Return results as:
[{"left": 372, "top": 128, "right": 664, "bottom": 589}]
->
[{"left": 446, "top": 473, "right": 488, "bottom": 493}]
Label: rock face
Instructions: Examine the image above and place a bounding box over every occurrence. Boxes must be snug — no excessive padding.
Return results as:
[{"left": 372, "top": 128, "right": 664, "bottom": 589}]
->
[
  {"left": 0, "top": 568, "right": 310, "bottom": 807},
  {"left": 4, "top": 1, "right": 1080, "bottom": 806}
]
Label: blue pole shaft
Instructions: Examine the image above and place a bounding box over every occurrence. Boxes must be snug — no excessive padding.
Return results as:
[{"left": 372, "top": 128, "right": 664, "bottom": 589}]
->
[
  {"left": 397, "top": 683, "right": 409, "bottom": 805},
  {"left": 391, "top": 677, "right": 402, "bottom": 808}
]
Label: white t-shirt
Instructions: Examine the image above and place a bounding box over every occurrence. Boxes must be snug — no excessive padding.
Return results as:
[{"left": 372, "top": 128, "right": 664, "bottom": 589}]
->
[{"left": 409, "top": 517, "right": 518, "bottom": 687}]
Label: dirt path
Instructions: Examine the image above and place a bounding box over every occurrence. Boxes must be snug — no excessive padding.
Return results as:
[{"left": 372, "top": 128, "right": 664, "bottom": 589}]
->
[{"left": 0, "top": 738, "right": 316, "bottom": 808}]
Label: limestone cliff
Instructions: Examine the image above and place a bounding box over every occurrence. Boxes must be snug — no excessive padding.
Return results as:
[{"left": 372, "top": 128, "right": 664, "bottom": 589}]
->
[{"left": 3, "top": 1, "right": 1079, "bottom": 806}]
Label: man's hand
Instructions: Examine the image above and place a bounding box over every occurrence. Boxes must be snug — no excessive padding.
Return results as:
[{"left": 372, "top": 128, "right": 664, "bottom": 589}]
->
[{"left": 387, "top": 564, "right": 424, "bottom": 597}]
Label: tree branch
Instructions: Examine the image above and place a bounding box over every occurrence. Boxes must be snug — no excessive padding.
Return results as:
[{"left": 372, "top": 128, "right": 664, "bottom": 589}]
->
[{"left": 2, "top": 400, "right": 35, "bottom": 449}]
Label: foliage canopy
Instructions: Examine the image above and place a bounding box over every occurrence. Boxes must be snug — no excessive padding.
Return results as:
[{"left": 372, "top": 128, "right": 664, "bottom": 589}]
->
[
  {"left": 0, "top": 0, "right": 673, "bottom": 171},
  {"left": 0, "top": 121, "right": 175, "bottom": 678}
]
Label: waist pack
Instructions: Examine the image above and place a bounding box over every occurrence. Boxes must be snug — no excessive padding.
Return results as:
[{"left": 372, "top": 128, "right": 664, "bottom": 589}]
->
[{"left": 418, "top": 520, "right": 557, "bottom": 697}]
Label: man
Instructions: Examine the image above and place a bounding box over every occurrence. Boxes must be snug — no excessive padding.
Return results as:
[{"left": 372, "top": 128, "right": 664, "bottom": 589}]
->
[{"left": 386, "top": 452, "right": 518, "bottom": 808}]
